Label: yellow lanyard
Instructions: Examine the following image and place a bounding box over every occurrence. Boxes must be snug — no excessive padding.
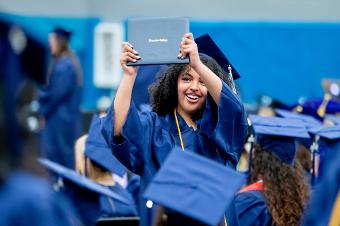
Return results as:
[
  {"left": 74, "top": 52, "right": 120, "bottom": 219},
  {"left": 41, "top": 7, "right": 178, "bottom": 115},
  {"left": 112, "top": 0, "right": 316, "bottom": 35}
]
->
[
  {"left": 174, "top": 108, "right": 228, "bottom": 226},
  {"left": 329, "top": 189, "right": 340, "bottom": 226},
  {"left": 174, "top": 109, "right": 185, "bottom": 151}
]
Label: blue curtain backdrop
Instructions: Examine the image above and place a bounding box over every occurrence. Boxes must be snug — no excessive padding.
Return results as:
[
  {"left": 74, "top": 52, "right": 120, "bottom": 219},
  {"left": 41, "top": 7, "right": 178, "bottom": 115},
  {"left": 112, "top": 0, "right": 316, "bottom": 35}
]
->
[
  {"left": 191, "top": 21, "right": 340, "bottom": 105},
  {"left": 1, "top": 12, "right": 340, "bottom": 109}
]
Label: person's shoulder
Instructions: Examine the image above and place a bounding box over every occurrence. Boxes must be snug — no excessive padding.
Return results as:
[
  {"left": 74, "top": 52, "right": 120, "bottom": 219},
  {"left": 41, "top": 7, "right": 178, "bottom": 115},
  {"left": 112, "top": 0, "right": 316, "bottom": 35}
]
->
[
  {"left": 235, "top": 190, "right": 267, "bottom": 211},
  {"left": 236, "top": 189, "right": 264, "bottom": 201},
  {"left": 0, "top": 171, "right": 56, "bottom": 212},
  {"left": 4, "top": 171, "right": 53, "bottom": 200},
  {"left": 55, "top": 55, "right": 76, "bottom": 71}
]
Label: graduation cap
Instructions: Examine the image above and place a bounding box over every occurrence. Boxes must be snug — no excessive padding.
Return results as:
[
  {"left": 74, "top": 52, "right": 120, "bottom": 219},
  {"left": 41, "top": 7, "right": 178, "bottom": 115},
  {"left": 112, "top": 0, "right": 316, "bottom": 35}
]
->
[
  {"left": 52, "top": 27, "right": 72, "bottom": 40},
  {"left": 84, "top": 115, "right": 127, "bottom": 177},
  {"left": 38, "top": 158, "right": 129, "bottom": 204},
  {"left": 195, "top": 34, "right": 240, "bottom": 80},
  {"left": 143, "top": 148, "right": 246, "bottom": 226},
  {"left": 308, "top": 125, "right": 340, "bottom": 141},
  {"left": 249, "top": 115, "right": 311, "bottom": 165},
  {"left": 275, "top": 109, "right": 322, "bottom": 128},
  {"left": 325, "top": 114, "right": 340, "bottom": 125}
]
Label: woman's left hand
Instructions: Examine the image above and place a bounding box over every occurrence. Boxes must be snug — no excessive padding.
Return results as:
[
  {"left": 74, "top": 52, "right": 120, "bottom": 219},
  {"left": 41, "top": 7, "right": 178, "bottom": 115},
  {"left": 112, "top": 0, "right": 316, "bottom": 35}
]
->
[{"left": 179, "top": 33, "right": 201, "bottom": 69}]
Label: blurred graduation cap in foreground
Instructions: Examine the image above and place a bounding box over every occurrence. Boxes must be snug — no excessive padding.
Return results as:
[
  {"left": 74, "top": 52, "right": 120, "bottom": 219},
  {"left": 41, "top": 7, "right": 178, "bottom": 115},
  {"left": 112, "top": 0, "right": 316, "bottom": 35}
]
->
[
  {"left": 38, "top": 158, "right": 129, "bottom": 204},
  {"left": 143, "top": 148, "right": 246, "bottom": 226},
  {"left": 84, "top": 115, "right": 127, "bottom": 177},
  {"left": 39, "top": 158, "right": 131, "bottom": 225}
]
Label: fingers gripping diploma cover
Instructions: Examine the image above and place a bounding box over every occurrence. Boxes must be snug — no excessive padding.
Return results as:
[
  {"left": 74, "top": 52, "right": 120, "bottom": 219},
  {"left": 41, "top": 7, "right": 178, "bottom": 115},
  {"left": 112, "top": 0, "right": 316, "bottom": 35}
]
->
[{"left": 127, "top": 17, "right": 189, "bottom": 66}]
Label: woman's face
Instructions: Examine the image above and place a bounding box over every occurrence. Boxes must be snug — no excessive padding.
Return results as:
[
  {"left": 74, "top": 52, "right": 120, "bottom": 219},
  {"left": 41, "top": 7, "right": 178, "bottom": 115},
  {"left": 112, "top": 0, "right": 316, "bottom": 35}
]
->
[
  {"left": 177, "top": 67, "right": 208, "bottom": 117},
  {"left": 48, "top": 33, "right": 60, "bottom": 55}
]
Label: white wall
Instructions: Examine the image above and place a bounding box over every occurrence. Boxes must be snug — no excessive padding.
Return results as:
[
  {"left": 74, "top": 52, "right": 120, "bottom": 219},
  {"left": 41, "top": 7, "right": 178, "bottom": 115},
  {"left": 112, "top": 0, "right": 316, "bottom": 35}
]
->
[{"left": 1, "top": 0, "right": 340, "bottom": 22}]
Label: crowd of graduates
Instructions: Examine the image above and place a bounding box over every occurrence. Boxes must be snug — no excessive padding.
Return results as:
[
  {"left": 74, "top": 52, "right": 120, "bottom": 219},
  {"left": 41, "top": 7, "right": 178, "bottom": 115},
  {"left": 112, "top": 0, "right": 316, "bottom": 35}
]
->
[{"left": 0, "top": 21, "right": 339, "bottom": 226}]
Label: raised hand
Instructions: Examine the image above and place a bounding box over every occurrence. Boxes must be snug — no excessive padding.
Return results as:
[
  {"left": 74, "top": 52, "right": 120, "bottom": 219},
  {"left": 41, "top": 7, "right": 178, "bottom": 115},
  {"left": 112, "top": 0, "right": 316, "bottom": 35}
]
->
[
  {"left": 120, "top": 42, "right": 140, "bottom": 76},
  {"left": 178, "top": 33, "right": 200, "bottom": 69}
]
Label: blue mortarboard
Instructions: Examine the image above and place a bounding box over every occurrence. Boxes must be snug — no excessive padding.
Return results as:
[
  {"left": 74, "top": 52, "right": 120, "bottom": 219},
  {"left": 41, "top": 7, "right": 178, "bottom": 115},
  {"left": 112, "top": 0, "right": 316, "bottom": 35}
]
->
[
  {"left": 143, "top": 149, "right": 246, "bottom": 226},
  {"left": 38, "top": 158, "right": 129, "bottom": 204},
  {"left": 195, "top": 34, "right": 240, "bottom": 80},
  {"left": 85, "top": 115, "right": 127, "bottom": 177},
  {"left": 52, "top": 27, "right": 72, "bottom": 40},
  {"left": 325, "top": 114, "right": 340, "bottom": 125},
  {"left": 249, "top": 115, "right": 311, "bottom": 165},
  {"left": 308, "top": 125, "right": 340, "bottom": 141},
  {"left": 275, "top": 109, "right": 322, "bottom": 128}
]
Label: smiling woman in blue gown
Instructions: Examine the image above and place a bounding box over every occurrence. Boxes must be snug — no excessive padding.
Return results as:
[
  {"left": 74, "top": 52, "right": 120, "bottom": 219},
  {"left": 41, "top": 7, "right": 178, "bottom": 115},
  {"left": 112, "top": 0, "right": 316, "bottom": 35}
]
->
[{"left": 101, "top": 33, "right": 248, "bottom": 226}]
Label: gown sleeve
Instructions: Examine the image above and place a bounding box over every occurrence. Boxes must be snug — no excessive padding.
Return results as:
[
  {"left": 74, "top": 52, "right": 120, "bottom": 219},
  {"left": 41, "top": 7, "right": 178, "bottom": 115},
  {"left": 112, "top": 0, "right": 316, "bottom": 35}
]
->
[
  {"left": 101, "top": 100, "right": 154, "bottom": 175},
  {"left": 200, "top": 81, "right": 248, "bottom": 166}
]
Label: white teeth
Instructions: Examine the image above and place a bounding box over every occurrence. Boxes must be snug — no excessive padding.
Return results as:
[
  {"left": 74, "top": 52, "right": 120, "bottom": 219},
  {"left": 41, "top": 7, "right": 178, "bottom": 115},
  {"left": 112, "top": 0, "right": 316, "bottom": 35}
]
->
[{"left": 187, "top": 94, "right": 198, "bottom": 100}]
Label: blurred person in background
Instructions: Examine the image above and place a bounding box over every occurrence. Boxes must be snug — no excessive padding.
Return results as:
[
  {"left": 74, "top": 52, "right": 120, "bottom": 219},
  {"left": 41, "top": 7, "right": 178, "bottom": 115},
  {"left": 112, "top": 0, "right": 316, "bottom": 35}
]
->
[
  {"left": 0, "top": 22, "right": 80, "bottom": 225},
  {"left": 37, "top": 27, "right": 82, "bottom": 169}
]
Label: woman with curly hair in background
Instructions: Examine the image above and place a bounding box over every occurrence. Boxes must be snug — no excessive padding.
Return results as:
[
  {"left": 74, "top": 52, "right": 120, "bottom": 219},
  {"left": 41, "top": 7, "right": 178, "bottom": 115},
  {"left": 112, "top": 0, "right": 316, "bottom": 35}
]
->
[
  {"left": 235, "top": 116, "right": 310, "bottom": 226},
  {"left": 101, "top": 33, "right": 248, "bottom": 226}
]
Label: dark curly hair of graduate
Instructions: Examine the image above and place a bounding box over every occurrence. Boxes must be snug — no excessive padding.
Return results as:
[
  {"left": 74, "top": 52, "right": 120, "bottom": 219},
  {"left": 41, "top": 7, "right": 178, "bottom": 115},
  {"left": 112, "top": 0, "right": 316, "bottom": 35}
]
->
[
  {"left": 250, "top": 144, "right": 310, "bottom": 226},
  {"left": 149, "top": 53, "right": 233, "bottom": 116}
]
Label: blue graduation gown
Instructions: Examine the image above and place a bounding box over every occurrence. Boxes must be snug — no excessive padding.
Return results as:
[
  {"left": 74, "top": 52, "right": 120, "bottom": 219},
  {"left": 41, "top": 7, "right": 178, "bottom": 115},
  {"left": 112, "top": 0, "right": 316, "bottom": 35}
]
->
[
  {"left": 127, "top": 174, "right": 141, "bottom": 212},
  {"left": 38, "top": 55, "right": 81, "bottom": 169},
  {"left": 235, "top": 190, "right": 272, "bottom": 226},
  {"left": 99, "top": 184, "right": 138, "bottom": 218},
  {"left": 0, "top": 171, "right": 80, "bottom": 226},
  {"left": 102, "top": 82, "right": 248, "bottom": 226}
]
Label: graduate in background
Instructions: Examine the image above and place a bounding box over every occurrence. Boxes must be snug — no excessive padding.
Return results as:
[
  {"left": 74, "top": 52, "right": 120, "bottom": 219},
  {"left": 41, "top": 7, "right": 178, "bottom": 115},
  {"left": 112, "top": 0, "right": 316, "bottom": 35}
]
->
[
  {"left": 75, "top": 114, "right": 138, "bottom": 219},
  {"left": 38, "top": 27, "right": 82, "bottom": 169},
  {"left": 235, "top": 116, "right": 310, "bottom": 226},
  {"left": 302, "top": 125, "right": 340, "bottom": 226},
  {"left": 101, "top": 33, "right": 248, "bottom": 226}
]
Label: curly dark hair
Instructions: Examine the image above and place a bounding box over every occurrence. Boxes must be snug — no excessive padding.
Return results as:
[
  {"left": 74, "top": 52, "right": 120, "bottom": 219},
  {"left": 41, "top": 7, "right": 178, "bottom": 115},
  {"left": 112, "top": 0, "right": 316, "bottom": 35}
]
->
[
  {"left": 250, "top": 144, "right": 310, "bottom": 226},
  {"left": 149, "top": 53, "right": 233, "bottom": 116}
]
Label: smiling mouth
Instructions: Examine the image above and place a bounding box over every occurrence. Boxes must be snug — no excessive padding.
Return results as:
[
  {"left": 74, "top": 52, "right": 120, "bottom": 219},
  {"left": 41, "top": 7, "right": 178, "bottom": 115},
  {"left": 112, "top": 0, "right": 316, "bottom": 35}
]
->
[{"left": 186, "top": 94, "right": 199, "bottom": 103}]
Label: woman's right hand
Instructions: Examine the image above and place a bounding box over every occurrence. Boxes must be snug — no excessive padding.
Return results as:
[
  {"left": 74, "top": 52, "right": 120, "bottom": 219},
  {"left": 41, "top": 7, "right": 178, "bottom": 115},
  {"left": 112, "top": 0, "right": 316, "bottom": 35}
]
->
[{"left": 120, "top": 42, "right": 140, "bottom": 76}]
